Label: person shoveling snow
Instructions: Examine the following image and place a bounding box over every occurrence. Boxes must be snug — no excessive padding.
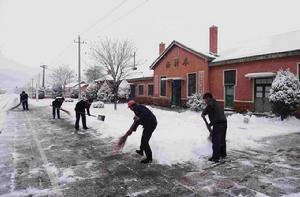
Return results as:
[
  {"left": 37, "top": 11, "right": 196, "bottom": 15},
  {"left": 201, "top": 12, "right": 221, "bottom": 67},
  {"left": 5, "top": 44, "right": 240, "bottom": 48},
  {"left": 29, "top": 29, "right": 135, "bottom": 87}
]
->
[{"left": 117, "top": 100, "right": 157, "bottom": 164}]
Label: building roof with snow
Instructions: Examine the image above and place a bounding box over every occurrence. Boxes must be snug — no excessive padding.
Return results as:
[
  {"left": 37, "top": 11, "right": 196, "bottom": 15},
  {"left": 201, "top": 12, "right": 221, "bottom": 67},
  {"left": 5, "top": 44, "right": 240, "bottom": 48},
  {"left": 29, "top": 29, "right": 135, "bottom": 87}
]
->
[
  {"left": 211, "top": 30, "right": 300, "bottom": 66},
  {"left": 126, "top": 68, "right": 154, "bottom": 81}
]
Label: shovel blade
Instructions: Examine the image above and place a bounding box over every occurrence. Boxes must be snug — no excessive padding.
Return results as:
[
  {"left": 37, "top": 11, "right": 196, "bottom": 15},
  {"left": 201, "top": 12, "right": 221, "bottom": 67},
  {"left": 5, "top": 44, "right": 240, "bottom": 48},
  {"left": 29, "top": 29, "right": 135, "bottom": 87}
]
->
[{"left": 97, "top": 115, "right": 105, "bottom": 121}]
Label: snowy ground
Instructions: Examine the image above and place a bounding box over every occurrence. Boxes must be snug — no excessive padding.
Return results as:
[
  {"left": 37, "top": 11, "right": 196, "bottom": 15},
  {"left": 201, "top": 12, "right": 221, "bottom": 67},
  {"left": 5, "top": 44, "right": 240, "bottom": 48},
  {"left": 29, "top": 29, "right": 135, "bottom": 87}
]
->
[
  {"left": 0, "top": 93, "right": 300, "bottom": 196},
  {"left": 1, "top": 93, "right": 300, "bottom": 166}
]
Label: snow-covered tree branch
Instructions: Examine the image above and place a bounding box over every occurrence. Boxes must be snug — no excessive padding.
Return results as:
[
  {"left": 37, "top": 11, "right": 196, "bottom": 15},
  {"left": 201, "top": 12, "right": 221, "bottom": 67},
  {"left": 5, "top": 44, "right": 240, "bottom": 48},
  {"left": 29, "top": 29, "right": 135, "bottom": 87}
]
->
[{"left": 90, "top": 38, "right": 135, "bottom": 110}]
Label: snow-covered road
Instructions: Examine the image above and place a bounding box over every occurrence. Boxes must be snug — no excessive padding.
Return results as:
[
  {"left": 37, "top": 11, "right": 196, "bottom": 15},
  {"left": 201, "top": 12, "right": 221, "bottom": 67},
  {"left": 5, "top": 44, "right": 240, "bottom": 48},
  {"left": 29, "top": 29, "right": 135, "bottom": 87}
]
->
[{"left": 0, "top": 95, "right": 299, "bottom": 196}]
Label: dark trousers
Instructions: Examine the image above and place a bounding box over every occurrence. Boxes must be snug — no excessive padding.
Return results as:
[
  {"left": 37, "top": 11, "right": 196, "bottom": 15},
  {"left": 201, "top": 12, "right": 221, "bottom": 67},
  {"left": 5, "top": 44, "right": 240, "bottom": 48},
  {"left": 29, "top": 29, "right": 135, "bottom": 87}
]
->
[
  {"left": 52, "top": 107, "right": 60, "bottom": 119},
  {"left": 22, "top": 101, "right": 28, "bottom": 110},
  {"left": 211, "top": 124, "right": 227, "bottom": 160},
  {"left": 140, "top": 123, "right": 157, "bottom": 160},
  {"left": 75, "top": 112, "right": 87, "bottom": 129}
]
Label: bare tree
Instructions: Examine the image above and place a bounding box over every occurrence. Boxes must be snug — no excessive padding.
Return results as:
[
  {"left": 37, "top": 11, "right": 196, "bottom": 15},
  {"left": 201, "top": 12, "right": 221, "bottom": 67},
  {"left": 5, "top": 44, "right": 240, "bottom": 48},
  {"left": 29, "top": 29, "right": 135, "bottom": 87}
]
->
[
  {"left": 49, "top": 65, "right": 75, "bottom": 96},
  {"left": 90, "top": 38, "right": 135, "bottom": 110},
  {"left": 84, "top": 65, "right": 104, "bottom": 83}
]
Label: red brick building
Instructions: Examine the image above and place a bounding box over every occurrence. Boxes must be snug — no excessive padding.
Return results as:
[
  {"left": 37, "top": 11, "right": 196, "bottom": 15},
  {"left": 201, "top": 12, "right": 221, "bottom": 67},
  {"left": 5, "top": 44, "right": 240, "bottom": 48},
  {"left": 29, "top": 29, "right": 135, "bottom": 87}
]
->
[{"left": 128, "top": 26, "right": 300, "bottom": 113}]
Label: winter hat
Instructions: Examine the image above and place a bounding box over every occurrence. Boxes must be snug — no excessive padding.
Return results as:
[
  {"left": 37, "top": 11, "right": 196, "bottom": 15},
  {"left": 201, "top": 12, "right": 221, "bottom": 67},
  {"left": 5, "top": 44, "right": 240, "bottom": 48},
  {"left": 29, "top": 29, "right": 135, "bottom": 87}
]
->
[{"left": 127, "top": 100, "right": 136, "bottom": 108}]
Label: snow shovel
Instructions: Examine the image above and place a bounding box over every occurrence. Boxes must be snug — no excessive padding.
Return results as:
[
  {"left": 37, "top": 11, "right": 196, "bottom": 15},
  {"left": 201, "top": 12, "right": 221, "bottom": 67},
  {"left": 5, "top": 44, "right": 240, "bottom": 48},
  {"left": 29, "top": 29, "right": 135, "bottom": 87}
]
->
[
  {"left": 60, "top": 107, "right": 71, "bottom": 116},
  {"left": 50, "top": 105, "right": 71, "bottom": 116},
  {"left": 9, "top": 103, "right": 21, "bottom": 110},
  {"left": 115, "top": 119, "right": 139, "bottom": 151},
  {"left": 202, "top": 116, "right": 212, "bottom": 141},
  {"left": 89, "top": 114, "right": 105, "bottom": 121}
]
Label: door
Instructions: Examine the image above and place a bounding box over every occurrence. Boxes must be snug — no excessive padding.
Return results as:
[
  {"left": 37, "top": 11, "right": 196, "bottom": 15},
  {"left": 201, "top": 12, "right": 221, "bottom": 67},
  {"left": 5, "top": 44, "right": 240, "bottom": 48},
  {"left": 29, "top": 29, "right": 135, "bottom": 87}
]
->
[
  {"left": 225, "top": 85, "right": 234, "bottom": 108},
  {"left": 254, "top": 78, "right": 272, "bottom": 113},
  {"left": 129, "top": 84, "right": 136, "bottom": 99},
  {"left": 171, "top": 80, "right": 181, "bottom": 106}
]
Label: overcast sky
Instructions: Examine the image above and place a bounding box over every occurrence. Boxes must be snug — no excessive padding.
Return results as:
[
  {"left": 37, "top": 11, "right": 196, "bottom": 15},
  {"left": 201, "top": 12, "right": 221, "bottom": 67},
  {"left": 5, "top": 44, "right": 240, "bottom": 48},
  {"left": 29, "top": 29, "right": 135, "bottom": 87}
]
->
[{"left": 1, "top": 0, "right": 300, "bottom": 90}]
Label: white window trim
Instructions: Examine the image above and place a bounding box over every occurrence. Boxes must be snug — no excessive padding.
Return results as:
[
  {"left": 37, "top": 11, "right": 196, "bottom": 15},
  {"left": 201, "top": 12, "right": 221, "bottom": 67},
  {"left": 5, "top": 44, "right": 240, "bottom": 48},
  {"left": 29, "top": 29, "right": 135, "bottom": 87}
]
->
[
  {"left": 147, "top": 84, "right": 154, "bottom": 96},
  {"left": 223, "top": 69, "right": 237, "bottom": 109},
  {"left": 186, "top": 72, "right": 197, "bottom": 97},
  {"left": 198, "top": 70, "right": 205, "bottom": 95},
  {"left": 160, "top": 76, "right": 167, "bottom": 97},
  {"left": 138, "top": 84, "right": 144, "bottom": 96}
]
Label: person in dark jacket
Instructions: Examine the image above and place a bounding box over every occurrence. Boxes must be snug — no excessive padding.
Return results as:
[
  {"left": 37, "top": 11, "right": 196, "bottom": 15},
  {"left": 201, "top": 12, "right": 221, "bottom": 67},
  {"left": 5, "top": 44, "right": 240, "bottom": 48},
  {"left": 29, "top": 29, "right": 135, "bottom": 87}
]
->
[
  {"left": 20, "top": 91, "right": 29, "bottom": 110},
  {"left": 126, "top": 100, "right": 157, "bottom": 164},
  {"left": 74, "top": 98, "right": 93, "bottom": 130},
  {"left": 201, "top": 92, "right": 227, "bottom": 163},
  {"left": 52, "top": 97, "right": 64, "bottom": 119}
]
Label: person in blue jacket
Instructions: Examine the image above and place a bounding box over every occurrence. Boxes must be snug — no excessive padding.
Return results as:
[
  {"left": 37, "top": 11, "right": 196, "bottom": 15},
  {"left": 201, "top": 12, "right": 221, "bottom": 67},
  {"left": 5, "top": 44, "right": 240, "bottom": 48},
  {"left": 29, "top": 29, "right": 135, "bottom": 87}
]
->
[{"left": 126, "top": 100, "right": 157, "bottom": 164}]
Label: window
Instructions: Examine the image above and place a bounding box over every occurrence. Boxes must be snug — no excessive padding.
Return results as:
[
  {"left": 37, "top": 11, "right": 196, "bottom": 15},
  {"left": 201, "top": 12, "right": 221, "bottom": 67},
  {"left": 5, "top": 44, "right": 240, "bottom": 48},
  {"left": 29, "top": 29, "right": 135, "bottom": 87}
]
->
[
  {"left": 188, "top": 73, "right": 196, "bottom": 96},
  {"left": 224, "top": 70, "right": 236, "bottom": 85},
  {"left": 160, "top": 76, "right": 166, "bottom": 96},
  {"left": 166, "top": 61, "right": 171, "bottom": 68},
  {"left": 148, "top": 85, "right": 154, "bottom": 96},
  {"left": 174, "top": 58, "right": 179, "bottom": 67},
  {"left": 138, "top": 85, "right": 144, "bottom": 96}
]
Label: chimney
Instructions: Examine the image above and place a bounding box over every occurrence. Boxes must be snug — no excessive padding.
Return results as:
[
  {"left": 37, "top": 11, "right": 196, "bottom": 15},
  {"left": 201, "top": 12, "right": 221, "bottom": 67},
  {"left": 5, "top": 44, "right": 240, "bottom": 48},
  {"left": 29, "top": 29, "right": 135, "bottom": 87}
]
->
[
  {"left": 209, "top": 25, "right": 218, "bottom": 55},
  {"left": 159, "top": 42, "right": 165, "bottom": 55}
]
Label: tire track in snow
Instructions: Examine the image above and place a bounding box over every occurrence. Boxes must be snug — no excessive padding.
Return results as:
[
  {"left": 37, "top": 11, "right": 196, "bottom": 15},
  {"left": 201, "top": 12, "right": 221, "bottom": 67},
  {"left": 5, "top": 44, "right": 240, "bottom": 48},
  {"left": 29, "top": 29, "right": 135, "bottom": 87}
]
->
[{"left": 24, "top": 111, "right": 64, "bottom": 197}]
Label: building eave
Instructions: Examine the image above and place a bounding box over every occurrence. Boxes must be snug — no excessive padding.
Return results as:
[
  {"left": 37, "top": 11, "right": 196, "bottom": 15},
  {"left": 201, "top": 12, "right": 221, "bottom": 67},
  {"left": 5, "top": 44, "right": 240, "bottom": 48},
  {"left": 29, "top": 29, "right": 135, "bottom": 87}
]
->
[
  {"left": 127, "top": 77, "right": 154, "bottom": 82},
  {"left": 150, "top": 40, "right": 215, "bottom": 69},
  {"left": 209, "top": 49, "right": 300, "bottom": 66}
]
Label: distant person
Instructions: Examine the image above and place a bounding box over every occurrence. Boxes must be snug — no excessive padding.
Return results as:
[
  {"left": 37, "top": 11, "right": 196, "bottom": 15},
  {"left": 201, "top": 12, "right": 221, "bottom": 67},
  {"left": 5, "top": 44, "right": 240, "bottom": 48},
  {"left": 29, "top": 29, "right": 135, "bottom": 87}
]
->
[
  {"left": 126, "top": 100, "right": 157, "bottom": 164},
  {"left": 20, "top": 91, "right": 29, "bottom": 110},
  {"left": 201, "top": 93, "right": 227, "bottom": 163},
  {"left": 52, "top": 97, "right": 64, "bottom": 119},
  {"left": 74, "top": 98, "right": 93, "bottom": 130}
]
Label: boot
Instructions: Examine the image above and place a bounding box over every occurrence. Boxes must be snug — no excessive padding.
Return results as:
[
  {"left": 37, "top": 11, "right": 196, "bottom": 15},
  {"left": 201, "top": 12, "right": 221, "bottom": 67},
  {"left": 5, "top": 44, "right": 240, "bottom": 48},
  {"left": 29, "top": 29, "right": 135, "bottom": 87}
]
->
[
  {"left": 140, "top": 158, "right": 152, "bottom": 164},
  {"left": 136, "top": 150, "right": 143, "bottom": 156},
  {"left": 208, "top": 157, "right": 219, "bottom": 163}
]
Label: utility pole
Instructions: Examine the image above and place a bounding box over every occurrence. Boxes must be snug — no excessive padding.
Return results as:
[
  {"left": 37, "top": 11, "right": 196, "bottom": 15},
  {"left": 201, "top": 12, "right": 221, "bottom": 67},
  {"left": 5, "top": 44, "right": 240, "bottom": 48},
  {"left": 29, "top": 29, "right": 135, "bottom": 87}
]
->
[
  {"left": 36, "top": 73, "right": 40, "bottom": 102},
  {"left": 74, "top": 35, "right": 86, "bottom": 100},
  {"left": 133, "top": 52, "right": 137, "bottom": 70},
  {"left": 40, "top": 65, "right": 47, "bottom": 88},
  {"left": 31, "top": 78, "right": 34, "bottom": 99}
]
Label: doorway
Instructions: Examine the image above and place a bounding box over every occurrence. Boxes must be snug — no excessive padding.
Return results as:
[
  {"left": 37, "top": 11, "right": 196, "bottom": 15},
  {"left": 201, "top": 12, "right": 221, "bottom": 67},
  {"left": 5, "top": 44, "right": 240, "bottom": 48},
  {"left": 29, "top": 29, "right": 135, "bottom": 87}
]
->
[
  {"left": 171, "top": 80, "right": 181, "bottom": 106},
  {"left": 254, "top": 78, "right": 273, "bottom": 113}
]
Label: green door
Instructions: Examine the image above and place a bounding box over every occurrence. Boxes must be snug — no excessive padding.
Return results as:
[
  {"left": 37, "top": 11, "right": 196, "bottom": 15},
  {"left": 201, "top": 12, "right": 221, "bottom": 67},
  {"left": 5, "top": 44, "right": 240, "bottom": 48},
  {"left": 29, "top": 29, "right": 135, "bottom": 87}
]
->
[
  {"left": 225, "top": 85, "right": 234, "bottom": 108},
  {"left": 171, "top": 80, "right": 181, "bottom": 106}
]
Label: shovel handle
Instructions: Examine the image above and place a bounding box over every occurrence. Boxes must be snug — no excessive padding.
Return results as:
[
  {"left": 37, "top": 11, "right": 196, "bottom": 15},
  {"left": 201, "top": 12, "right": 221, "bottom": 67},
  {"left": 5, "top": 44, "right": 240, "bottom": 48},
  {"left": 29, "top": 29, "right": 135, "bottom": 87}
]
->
[{"left": 202, "top": 116, "right": 212, "bottom": 133}]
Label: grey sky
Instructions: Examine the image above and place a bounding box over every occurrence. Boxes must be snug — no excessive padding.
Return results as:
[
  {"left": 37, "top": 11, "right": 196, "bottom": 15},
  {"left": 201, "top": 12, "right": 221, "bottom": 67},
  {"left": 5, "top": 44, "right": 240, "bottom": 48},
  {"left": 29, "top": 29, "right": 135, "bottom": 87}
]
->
[{"left": 0, "top": 0, "right": 300, "bottom": 89}]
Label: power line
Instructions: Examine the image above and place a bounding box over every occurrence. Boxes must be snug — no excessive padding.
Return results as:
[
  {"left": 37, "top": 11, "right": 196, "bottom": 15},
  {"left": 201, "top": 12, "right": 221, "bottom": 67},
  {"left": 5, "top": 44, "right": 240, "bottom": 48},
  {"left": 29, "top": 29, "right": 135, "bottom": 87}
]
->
[
  {"left": 49, "top": 0, "right": 148, "bottom": 70},
  {"left": 81, "top": 0, "right": 128, "bottom": 36},
  {"left": 93, "top": 0, "right": 148, "bottom": 34},
  {"left": 49, "top": 0, "right": 128, "bottom": 65}
]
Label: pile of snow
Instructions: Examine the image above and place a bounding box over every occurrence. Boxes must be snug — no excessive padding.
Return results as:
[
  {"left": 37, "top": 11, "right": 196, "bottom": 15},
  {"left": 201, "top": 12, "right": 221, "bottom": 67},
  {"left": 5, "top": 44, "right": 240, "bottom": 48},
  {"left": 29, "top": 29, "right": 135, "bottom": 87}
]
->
[
  {"left": 92, "top": 101, "right": 104, "bottom": 108},
  {"left": 9, "top": 96, "right": 300, "bottom": 165}
]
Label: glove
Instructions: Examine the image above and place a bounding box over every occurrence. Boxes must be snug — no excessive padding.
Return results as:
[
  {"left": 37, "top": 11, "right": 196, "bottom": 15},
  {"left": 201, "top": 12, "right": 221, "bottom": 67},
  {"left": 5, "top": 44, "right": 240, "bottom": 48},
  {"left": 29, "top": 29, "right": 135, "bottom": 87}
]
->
[{"left": 133, "top": 116, "right": 140, "bottom": 121}]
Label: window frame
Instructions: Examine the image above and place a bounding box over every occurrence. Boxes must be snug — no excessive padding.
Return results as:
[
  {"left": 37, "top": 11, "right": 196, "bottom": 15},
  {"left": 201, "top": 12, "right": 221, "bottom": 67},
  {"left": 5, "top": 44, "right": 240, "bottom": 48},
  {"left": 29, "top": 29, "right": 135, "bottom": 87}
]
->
[
  {"left": 160, "top": 76, "right": 167, "bottom": 97},
  {"left": 147, "top": 84, "right": 154, "bottom": 96},
  {"left": 187, "top": 72, "right": 197, "bottom": 97},
  {"left": 138, "top": 84, "right": 144, "bottom": 96}
]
